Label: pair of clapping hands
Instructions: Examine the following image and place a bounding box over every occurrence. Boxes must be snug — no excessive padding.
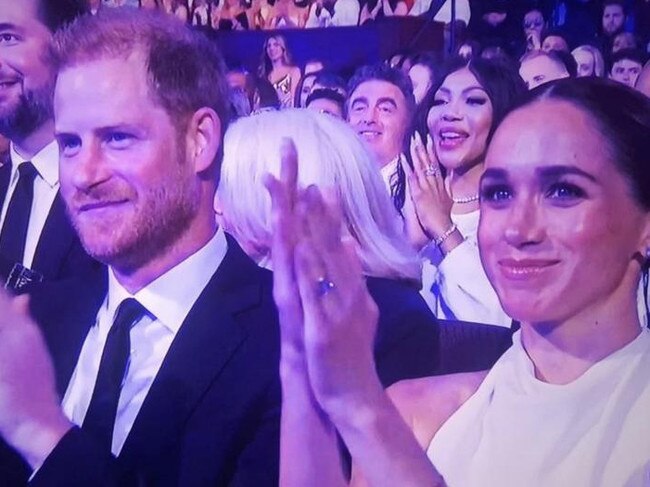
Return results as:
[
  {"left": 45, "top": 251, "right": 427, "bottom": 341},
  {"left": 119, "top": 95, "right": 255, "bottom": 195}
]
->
[
  {"left": 266, "top": 139, "right": 382, "bottom": 417},
  {"left": 271, "top": 139, "right": 446, "bottom": 487}
]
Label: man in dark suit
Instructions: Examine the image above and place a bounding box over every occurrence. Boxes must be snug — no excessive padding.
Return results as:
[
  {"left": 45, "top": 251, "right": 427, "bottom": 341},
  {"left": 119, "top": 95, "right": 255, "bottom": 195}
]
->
[
  {"left": 0, "top": 8, "right": 280, "bottom": 485},
  {"left": 0, "top": 0, "right": 96, "bottom": 293}
]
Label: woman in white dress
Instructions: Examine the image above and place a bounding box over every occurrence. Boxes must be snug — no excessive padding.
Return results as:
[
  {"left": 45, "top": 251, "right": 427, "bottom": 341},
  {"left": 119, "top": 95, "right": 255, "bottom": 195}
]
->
[
  {"left": 271, "top": 77, "right": 650, "bottom": 486},
  {"left": 405, "top": 57, "right": 525, "bottom": 326}
]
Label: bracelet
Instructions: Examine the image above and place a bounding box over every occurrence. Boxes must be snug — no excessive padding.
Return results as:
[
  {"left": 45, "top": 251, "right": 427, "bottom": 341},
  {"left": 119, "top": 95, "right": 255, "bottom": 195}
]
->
[{"left": 433, "top": 222, "right": 458, "bottom": 248}]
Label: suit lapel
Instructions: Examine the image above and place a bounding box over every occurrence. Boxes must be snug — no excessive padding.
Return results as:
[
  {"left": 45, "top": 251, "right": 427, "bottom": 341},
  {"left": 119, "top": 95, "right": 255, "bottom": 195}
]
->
[
  {"left": 0, "top": 157, "right": 10, "bottom": 206},
  {"left": 31, "top": 192, "right": 76, "bottom": 278},
  {"left": 32, "top": 267, "right": 108, "bottom": 395},
  {"left": 117, "top": 237, "right": 264, "bottom": 467}
]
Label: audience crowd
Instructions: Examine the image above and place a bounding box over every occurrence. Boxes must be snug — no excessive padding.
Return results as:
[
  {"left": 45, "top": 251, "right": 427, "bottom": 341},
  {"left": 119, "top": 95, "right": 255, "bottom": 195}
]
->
[{"left": 0, "top": 0, "right": 648, "bottom": 485}]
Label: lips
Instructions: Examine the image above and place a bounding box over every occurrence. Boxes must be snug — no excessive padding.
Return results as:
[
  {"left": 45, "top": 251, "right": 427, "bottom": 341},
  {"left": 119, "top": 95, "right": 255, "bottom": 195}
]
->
[
  {"left": 76, "top": 199, "right": 129, "bottom": 213},
  {"left": 437, "top": 129, "right": 468, "bottom": 150},
  {"left": 358, "top": 129, "right": 382, "bottom": 141},
  {"left": 497, "top": 258, "right": 560, "bottom": 280}
]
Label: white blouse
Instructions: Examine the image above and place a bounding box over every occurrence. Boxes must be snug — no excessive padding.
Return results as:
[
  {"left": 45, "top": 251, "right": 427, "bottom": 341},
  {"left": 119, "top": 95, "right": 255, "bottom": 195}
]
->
[
  {"left": 420, "top": 210, "right": 511, "bottom": 327},
  {"left": 428, "top": 329, "right": 650, "bottom": 486}
]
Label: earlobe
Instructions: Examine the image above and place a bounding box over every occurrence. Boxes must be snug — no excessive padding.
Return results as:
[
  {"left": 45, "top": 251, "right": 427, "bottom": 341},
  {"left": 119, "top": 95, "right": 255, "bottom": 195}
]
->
[
  {"left": 213, "top": 193, "right": 224, "bottom": 216},
  {"left": 187, "top": 107, "right": 221, "bottom": 173},
  {"left": 637, "top": 213, "right": 650, "bottom": 266}
]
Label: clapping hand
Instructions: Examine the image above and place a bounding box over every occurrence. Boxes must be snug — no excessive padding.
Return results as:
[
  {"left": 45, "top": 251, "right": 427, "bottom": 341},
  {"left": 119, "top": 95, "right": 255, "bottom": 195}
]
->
[
  {"left": 403, "top": 132, "right": 463, "bottom": 254},
  {"left": 0, "top": 290, "right": 71, "bottom": 469},
  {"left": 266, "top": 138, "right": 382, "bottom": 420},
  {"left": 269, "top": 139, "right": 446, "bottom": 487}
]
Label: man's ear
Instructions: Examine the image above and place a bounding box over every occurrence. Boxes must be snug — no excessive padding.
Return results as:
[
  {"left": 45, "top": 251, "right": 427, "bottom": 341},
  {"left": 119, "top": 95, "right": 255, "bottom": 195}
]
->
[
  {"left": 186, "top": 107, "right": 221, "bottom": 174},
  {"left": 213, "top": 193, "right": 224, "bottom": 216}
]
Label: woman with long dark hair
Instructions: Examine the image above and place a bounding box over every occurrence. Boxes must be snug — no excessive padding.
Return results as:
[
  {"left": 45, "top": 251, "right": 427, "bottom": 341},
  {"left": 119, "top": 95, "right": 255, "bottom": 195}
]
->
[
  {"left": 273, "top": 77, "right": 650, "bottom": 486},
  {"left": 405, "top": 57, "right": 525, "bottom": 326}
]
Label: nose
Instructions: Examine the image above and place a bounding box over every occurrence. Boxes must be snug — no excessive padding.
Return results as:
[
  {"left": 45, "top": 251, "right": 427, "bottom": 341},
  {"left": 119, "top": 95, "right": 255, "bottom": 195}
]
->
[
  {"left": 441, "top": 99, "right": 463, "bottom": 122},
  {"left": 359, "top": 106, "right": 378, "bottom": 125},
  {"left": 503, "top": 196, "right": 545, "bottom": 248},
  {"left": 63, "top": 140, "right": 111, "bottom": 192}
]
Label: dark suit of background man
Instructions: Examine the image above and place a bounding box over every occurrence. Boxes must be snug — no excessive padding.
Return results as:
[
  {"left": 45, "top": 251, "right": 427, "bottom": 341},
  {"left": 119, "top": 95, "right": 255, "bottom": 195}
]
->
[
  {"left": 0, "top": 6, "right": 281, "bottom": 486},
  {"left": 0, "top": 0, "right": 96, "bottom": 293}
]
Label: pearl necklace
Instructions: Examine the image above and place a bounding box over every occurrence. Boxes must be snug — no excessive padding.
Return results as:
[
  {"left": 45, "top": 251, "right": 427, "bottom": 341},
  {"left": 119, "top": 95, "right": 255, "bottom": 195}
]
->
[{"left": 452, "top": 194, "right": 480, "bottom": 204}]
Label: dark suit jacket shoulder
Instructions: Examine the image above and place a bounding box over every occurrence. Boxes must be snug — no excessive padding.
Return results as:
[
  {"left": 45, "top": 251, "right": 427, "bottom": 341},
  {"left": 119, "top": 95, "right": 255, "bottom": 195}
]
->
[
  {"left": 367, "top": 276, "right": 441, "bottom": 387},
  {"left": 0, "top": 151, "right": 99, "bottom": 291},
  {"left": 16, "top": 235, "right": 281, "bottom": 486}
]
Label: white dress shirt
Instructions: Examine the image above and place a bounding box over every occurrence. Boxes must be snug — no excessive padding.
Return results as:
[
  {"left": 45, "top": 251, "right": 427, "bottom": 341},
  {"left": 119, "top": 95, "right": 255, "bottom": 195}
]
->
[
  {"left": 0, "top": 141, "right": 60, "bottom": 268},
  {"left": 62, "top": 226, "right": 228, "bottom": 456},
  {"left": 409, "top": 0, "right": 471, "bottom": 23}
]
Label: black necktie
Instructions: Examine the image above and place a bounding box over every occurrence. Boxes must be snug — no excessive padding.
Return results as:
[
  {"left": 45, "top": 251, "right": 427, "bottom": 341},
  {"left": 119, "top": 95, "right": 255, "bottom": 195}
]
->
[
  {"left": 0, "top": 162, "right": 38, "bottom": 265},
  {"left": 83, "top": 298, "right": 147, "bottom": 453}
]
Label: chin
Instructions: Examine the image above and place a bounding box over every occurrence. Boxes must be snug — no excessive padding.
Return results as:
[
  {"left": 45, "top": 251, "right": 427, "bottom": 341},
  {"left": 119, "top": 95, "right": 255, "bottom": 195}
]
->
[
  {"left": 77, "top": 225, "right": 131, "bottom": 263},
  {"left": 438, "top": 151, "right": 476, "bottom": 172},
  {"left": 497, "top": 289, "right": 553, "bottom": 324}
]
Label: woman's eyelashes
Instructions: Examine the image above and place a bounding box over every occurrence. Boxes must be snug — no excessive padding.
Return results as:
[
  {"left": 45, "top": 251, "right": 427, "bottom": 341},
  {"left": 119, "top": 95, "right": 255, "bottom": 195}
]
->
[
  {"left": 545, "top": 181, "right": 587, "bottom": 201},
  {"left": 479, "top": 180, "right": 588, "bottom": 206},
  {"left": 480, "top": 182, "right": 513, "bottom": 204},
  {"left": 431, "top": 95, "right": 488, "bottom": 108},
  {"left": 466, "top": 96, "right": 488, "bottom": 106}
]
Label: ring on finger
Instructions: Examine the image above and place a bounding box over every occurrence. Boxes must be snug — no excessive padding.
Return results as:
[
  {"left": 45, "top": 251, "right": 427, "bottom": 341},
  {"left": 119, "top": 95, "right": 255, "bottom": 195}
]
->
[
  {"left": 424, "top": 165, "right": 439, "bottom": 177},
  {"left": 316, "top": 276, "right": 336, "bottom": 297}
]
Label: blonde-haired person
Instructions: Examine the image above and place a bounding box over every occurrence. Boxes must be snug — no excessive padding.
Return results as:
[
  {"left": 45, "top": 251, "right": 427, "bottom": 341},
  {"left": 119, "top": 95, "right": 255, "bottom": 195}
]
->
[
  {"left": 216, "top": 109, "right": 441, "bottom": 386},
  {"left": 572, "top": 45, "right": 606, "bottom": 77}
]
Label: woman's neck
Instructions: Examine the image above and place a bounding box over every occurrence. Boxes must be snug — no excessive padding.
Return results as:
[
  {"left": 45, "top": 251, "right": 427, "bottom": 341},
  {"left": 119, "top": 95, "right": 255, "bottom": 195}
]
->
[
  {"left": 521, "top": 281, "right": 642, "bottom": 385},
  {"left": 447, "top": 160, "right": 483, "bottom": 214}
]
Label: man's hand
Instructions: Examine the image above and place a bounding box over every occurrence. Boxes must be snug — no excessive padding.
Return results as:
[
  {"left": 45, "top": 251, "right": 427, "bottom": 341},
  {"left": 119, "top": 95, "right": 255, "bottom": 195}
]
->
[{"left": 0, "top": 290, "right": 72, "bottom": 470}]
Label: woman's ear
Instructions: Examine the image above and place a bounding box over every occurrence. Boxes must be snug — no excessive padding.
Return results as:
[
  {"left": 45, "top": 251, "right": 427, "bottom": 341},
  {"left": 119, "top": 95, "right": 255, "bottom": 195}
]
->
[
  {"left": 637, "top": 212, "right": 650, "bottom": 267},
  {"left": 186, "top": 107, "right": 222, "bottom": 174}
]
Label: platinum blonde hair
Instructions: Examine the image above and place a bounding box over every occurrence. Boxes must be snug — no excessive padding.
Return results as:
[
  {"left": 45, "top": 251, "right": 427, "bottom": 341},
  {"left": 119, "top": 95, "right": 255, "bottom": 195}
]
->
[
  {"left": 571, "top": 45, "right": 606, "bottom": 77},
  {"left": 217, "top": 109, "right": 421, "bottom": 282}
]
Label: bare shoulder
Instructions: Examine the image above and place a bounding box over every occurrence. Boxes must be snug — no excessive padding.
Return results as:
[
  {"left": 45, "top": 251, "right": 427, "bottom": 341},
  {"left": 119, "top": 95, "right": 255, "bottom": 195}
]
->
[{"left": 387, "top": 371, "right": 489, "bottom": 449}]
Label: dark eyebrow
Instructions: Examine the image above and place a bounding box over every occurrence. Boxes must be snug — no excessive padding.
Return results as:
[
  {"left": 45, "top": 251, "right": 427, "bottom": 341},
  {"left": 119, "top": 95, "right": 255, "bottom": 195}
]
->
[
  {"left": 480, "top": 167, "right": 508, "bottom": 183},
  {"left": 54, "top": 124, "right": 140, "bottom": 139},
  {"left": 480, "top": 165, "right": 598, "bottom": 184},
  {"left": 95, "top": 125, "right": 138, "bottom": 135},
  {"left": 0, "top": 23, "right": 19, "bottom": 31},
  {"left": 436, "top": 86, "right": 488, "bottom": 97},
  {"left": 536, "top": 165, "right": 597, "bottom": 182},
  {"left": 376, "top": 97, "right": 397, "bottom": 108},
  {"left": 350, "top": 96, "right": 368, "bottom": 107},
  {"left": 54, "top": 129, "right": 77, "bottom": 139}
]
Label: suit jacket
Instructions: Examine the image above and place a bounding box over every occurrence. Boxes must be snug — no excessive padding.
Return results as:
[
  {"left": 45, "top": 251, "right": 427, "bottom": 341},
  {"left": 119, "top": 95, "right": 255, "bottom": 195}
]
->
[
  {"left": 1, "top": 235, "right": 281, "bottom": 486},
  {"left": 0, "top": 153, "right": 98, "bottom": 292},
  {"left": 368, "top": 276, "right": 441, "bottom": 387},
  {"left": 368, "top": 277, "right": 511, "bottom": 382}
]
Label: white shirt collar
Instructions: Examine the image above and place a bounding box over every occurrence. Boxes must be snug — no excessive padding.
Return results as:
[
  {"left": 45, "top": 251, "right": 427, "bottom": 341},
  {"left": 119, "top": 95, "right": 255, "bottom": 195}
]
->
[
  {"left": 9, "top": 140, "right": 59, "bottom": 188},
  {"left": 105, "top": 226, "right": 228, "bottom": 334}
]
